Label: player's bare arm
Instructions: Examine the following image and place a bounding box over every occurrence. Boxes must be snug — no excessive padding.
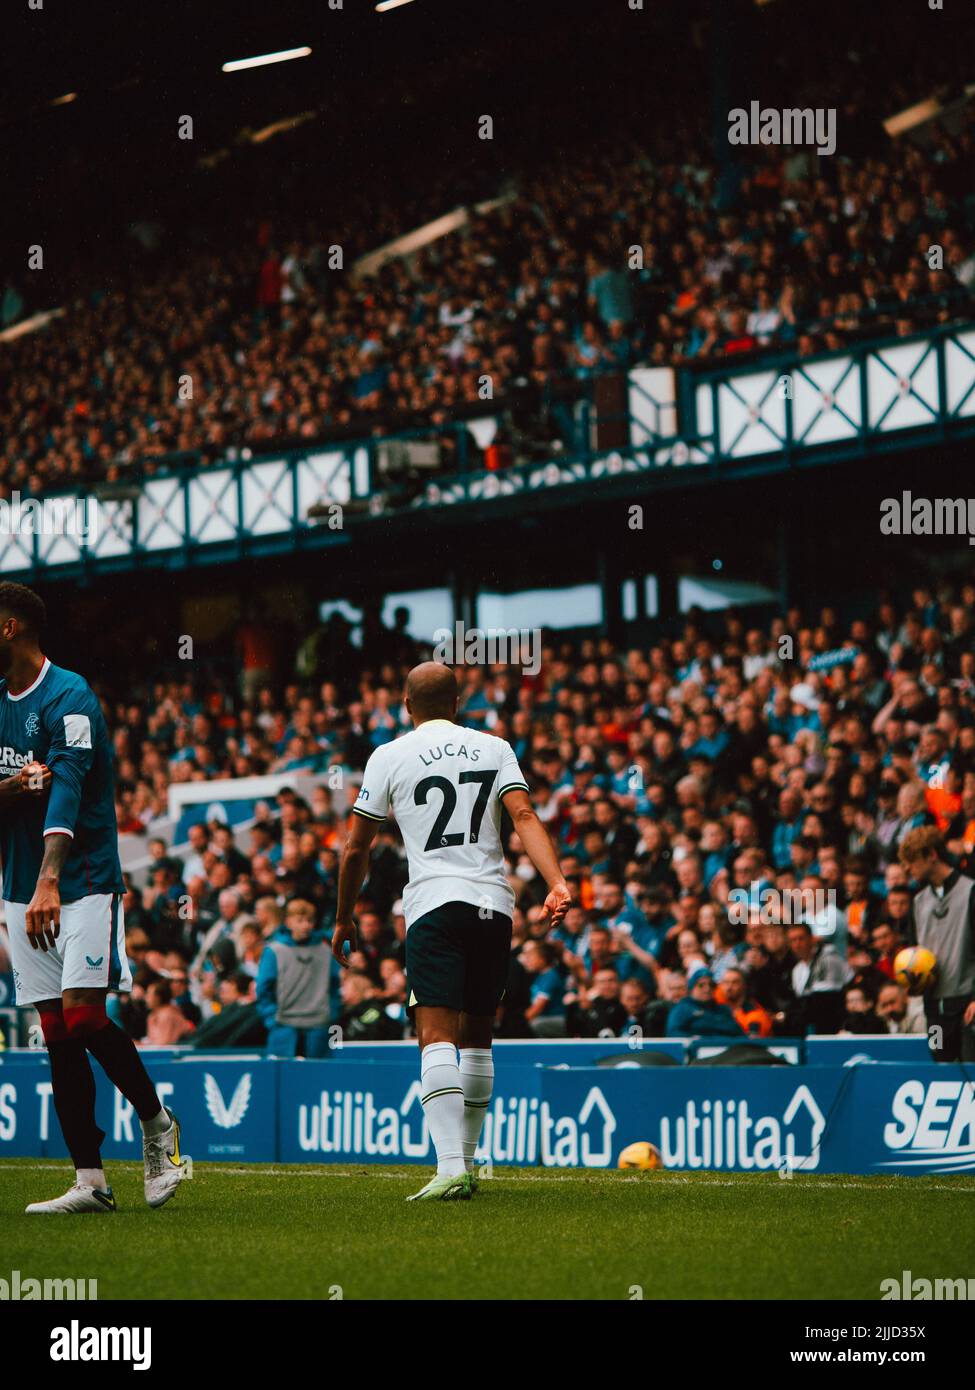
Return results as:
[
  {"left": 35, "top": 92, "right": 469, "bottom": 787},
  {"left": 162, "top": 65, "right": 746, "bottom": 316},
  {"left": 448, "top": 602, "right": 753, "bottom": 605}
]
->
[
  {"left": 500, "top": 787, "right": 570, "bottom": 928},
  {"left": 333, "top": 810, "right": 382, "bottom": 965},
  {"left": 25, "top": 830, "right": 70, "bottom": 952}
]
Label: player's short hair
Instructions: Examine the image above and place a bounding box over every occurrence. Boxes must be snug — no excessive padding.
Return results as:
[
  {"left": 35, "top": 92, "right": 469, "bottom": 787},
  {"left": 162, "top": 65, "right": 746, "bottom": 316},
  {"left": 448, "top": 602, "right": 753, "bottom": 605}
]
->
[
  {"left": 0, "top": 581, "right": 46, "bottom": 636},
  {"left": 899, "top": 825, "right": 946, "bottom": 866}
]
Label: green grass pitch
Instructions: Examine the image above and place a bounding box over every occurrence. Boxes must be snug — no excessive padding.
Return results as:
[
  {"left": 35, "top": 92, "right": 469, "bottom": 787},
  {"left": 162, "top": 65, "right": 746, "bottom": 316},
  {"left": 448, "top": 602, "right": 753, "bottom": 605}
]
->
[{"left": 3, "top": 1159, "right": 974, "bottom": 1300}]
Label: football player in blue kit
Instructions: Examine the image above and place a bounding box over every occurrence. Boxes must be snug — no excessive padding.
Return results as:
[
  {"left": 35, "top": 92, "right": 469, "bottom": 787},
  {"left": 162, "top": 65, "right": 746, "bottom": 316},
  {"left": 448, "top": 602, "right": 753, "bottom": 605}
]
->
[{"left": 0, "top": 582, "right": 186, "bottom": 1213}]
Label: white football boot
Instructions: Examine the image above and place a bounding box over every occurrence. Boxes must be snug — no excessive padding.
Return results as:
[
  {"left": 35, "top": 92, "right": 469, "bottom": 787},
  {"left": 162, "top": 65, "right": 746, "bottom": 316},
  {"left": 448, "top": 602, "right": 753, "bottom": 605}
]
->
[
  {"left": 143, "top": 1108, "right": 187, "bottom": 1208},
  {"left": 26, "top": 1183, "right": 117, "bottom": 1214}
]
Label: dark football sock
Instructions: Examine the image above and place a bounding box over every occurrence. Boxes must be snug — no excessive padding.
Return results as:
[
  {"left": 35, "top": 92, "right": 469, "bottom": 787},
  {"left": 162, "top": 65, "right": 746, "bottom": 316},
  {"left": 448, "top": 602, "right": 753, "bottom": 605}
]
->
[
  {"left": 85, "top": 1022, "right": 162, "bottom": 1122},
  {"left": 47, "top": 1038, "right": 105, "bottom": 1169}
]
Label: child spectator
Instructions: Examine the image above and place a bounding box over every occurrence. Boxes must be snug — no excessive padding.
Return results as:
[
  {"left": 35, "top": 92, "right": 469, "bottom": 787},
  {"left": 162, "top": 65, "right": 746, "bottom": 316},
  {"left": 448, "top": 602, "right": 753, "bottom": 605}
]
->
[{"left": 256, "top": 898, "right": 335, "bottom": 1058}]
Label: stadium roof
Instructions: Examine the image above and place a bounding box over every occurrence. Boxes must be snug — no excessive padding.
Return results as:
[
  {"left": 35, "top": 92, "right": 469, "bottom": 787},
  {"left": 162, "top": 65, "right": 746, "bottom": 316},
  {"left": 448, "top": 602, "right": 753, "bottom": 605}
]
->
[
  {"left": 2, "top": 0, "right": 971, "bottom": 276},
  {"left": 0, "top": 0, "right": 704, "bottom": 268},
  {"left": 1, "top": 0, "right": 660, "bottom": 134}
]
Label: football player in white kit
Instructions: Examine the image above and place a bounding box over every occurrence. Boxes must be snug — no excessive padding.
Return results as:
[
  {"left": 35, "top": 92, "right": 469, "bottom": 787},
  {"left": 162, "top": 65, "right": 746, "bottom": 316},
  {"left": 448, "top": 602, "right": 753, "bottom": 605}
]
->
[{"left": 333, "top": 662, "right": 570, "bottom": 1200}]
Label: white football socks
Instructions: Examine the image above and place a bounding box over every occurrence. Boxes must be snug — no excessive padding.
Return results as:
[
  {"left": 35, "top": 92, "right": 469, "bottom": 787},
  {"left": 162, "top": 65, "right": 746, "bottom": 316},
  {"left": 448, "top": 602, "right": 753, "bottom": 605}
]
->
[
  {"left": 420, "top": 1042, "right": 466, "bottom": 1179},
  {"left": 77, "top": 1168, "right": 108, "bottom": 1192},
  {"left": 460, "top": 1048, "right": 494, "bottom": 1172}
]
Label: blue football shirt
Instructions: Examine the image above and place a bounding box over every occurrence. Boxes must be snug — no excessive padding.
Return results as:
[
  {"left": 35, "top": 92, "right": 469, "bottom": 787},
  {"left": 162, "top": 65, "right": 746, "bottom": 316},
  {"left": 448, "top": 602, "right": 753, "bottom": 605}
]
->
[{"left": 0, "top": 659, "right": 124, "bottom": 904}]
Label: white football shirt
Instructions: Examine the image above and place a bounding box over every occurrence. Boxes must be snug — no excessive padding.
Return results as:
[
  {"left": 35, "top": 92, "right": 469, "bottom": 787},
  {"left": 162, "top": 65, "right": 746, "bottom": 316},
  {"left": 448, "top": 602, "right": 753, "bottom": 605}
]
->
[{"left": 352, "top": 719, "right": 529, "bottom": 927}]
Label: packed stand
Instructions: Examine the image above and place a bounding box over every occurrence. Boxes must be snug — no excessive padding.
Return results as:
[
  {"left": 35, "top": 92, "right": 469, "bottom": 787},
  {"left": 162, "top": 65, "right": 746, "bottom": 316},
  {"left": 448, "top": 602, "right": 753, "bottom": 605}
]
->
[
  {"left": 52, "top": 578, "right": 975, "bottom": 1053},
  {"left": 3, "top": 99, "right": 975, "bottom": 495}
]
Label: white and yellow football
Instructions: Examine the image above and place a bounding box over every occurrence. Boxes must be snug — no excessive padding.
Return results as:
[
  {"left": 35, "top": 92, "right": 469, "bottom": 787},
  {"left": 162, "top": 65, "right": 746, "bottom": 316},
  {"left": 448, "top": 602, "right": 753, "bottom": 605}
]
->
[
  {"left": 618, "top": 1141, "right": 664, "bottom": 1170},
  {"left": 894, "top": 946, "right": 938, "bottom": 996}
]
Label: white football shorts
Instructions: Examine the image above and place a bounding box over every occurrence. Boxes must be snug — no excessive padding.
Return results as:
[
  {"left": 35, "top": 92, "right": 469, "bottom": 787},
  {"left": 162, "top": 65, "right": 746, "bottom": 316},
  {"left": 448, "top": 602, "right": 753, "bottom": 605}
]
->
[{"left": 3, "top": 892, "right": 132, "bottom": 1005}]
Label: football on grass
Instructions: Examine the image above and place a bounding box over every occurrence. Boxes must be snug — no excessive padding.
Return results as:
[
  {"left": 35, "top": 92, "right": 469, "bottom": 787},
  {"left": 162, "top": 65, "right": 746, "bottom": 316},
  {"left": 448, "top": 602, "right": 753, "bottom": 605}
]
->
[{"left": 618, "top": 1141, "right": 664, "bottom": 1170}]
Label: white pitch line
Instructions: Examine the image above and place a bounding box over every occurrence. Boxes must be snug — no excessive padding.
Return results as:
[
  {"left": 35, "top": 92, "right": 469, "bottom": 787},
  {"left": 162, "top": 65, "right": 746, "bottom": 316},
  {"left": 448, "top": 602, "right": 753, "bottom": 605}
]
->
[{"left": 2, "top": 1162, "right": 974, "bottom": 1193}]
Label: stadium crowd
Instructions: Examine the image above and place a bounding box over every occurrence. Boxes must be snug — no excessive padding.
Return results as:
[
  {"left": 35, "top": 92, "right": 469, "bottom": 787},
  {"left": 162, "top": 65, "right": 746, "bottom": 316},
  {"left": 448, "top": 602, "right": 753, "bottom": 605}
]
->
[
  {"left": 10, "top": 575, "right": 966, "bottom": 1054},
  {"left": 3, "top": 100, "right": 974, "bottom": 497}
]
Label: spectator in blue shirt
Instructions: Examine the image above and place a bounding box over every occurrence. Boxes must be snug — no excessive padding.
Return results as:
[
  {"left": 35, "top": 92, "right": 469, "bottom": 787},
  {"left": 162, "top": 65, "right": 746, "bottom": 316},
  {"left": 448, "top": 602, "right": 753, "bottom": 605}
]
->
[
  {"left": 700, "top": 819, "right": 732, "bottom": 886},
  {"left": 786, "top": 683, "right": 823, "bottom": 738},
  {"left": 551, "top": 903, "right": 589, "bottom": 957},
  {"left": 633, "top": 887, "right": 675, "bottom": 960},
  {"left": 587, "top": 256, "right": 634, "bottom": 327},
  {"left": 666, "top": 965, "right": 745, "bottom": 1038},
  {"left": 790, "top": 835, "right": 820, "bottom": 880},
  {"left": 571, "top": 923, "right": 652, "bottom": 991},
  {"left": 772, "top": 787, "right": 805, "bottom": 870},
  {"left": 594, "top": 880, "right": 645, "bottom": 934},
  {"left": 457, "top": 671, "right": 492, "bottom": 729},
  {"left": 522, "top": 940, "right": 567, "bottom": 1036},
  {"left": 688, "top": 709, "right": 730, "bottom": 763},
  {"left": 572, "top": 322, "right": 609, "bottom": 377}
]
